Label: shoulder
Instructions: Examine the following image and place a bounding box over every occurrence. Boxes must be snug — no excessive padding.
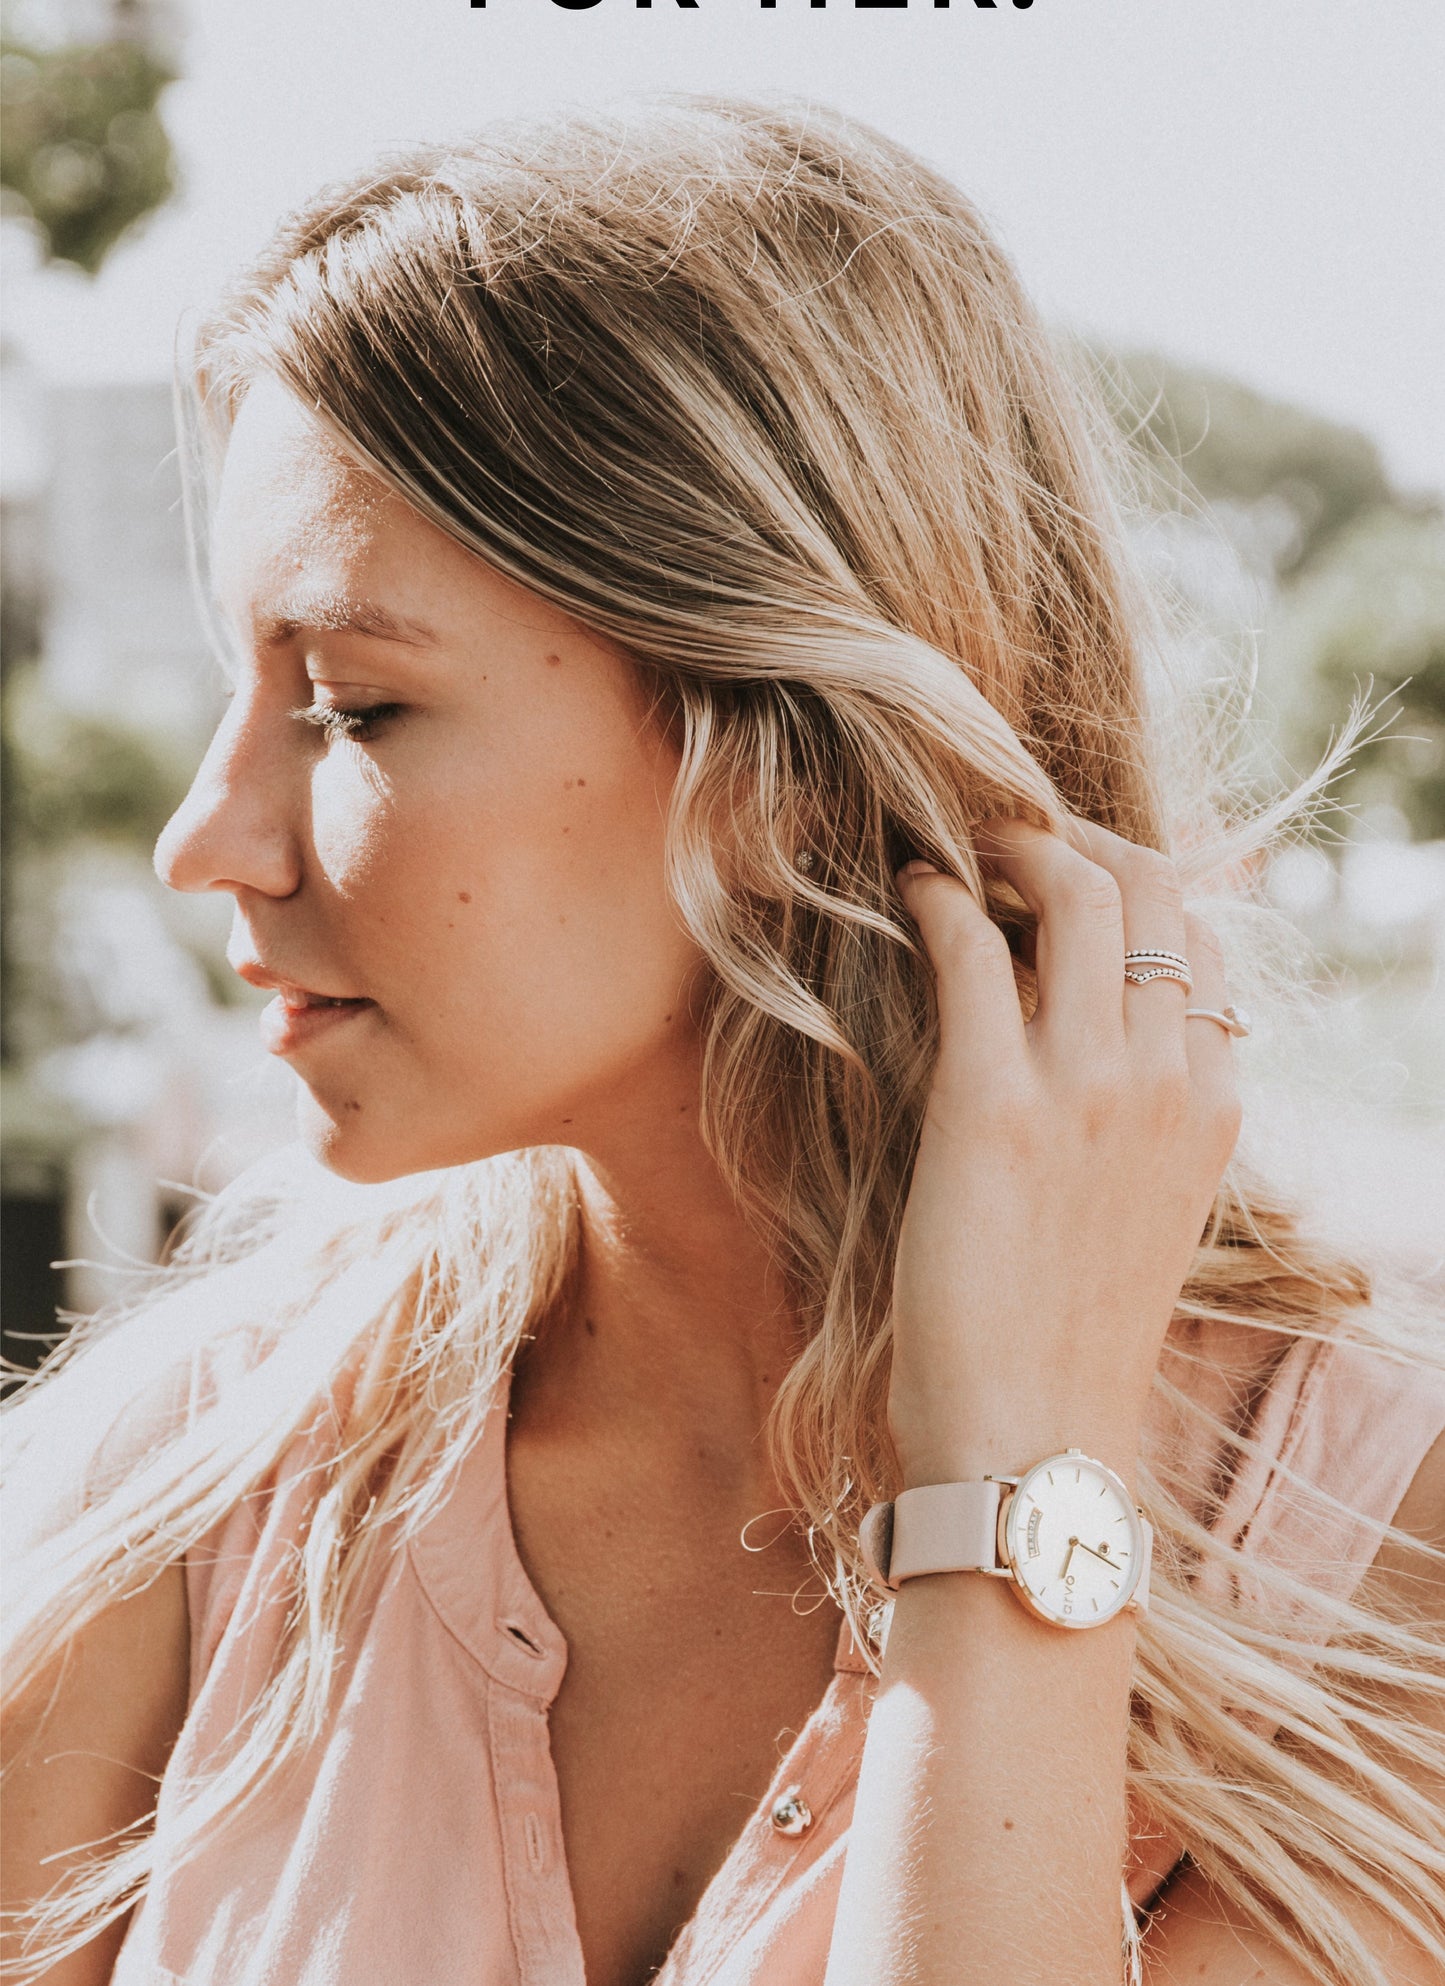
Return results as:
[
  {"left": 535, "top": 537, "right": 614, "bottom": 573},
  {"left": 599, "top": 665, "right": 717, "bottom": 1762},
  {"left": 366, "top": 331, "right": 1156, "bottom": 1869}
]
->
[
  {"left": 5, "top": 1310, "right": 283, "bottom": 1549},
  {"left": 1138, "top": 1427, "right": 1445, "bottom": 1982},
  {"left": 1249, "top": 1329, "right": 1445, "bottom": 1597},
  {"left": 1151, "top": 1309, "right": 1445, "bottom": 1609}
]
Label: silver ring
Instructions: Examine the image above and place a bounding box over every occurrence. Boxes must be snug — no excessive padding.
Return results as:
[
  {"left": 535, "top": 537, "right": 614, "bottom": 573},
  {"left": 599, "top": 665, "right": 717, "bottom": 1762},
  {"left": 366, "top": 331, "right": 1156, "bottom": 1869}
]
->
[
  {"left": 1184, "top": 1004, "right": 1251, "bottom": 1039},
  {"left": 1124, "top": 965, "right": 1193, "bottom": 991},
  {"left": 1124, "top": 949, "right": 1191, "bottom": 971}
]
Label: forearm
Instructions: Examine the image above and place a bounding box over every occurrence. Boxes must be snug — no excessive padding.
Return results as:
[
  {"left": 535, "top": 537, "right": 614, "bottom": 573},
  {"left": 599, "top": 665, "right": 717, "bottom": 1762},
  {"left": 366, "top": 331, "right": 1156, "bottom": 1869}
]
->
[
  {"left": 839, "top": 830, "right": 1243, "bottom": 1983},
  {"left": 827, "top": 1566, "right": 1136, "bottom": 1986}
]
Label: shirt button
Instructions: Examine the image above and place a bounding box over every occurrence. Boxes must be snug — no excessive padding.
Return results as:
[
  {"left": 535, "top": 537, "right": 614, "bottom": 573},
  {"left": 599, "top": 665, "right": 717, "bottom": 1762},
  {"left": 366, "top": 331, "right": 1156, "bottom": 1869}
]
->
[{"left": 769, "top": 1787, "right": 813, "bottom": 1836}]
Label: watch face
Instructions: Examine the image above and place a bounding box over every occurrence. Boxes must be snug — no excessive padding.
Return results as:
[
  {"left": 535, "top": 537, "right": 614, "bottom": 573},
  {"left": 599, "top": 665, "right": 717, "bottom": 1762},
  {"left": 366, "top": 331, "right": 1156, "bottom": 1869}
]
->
[{"left": 1002, "top": 1452, "right": 1144, "bottom": 1628}]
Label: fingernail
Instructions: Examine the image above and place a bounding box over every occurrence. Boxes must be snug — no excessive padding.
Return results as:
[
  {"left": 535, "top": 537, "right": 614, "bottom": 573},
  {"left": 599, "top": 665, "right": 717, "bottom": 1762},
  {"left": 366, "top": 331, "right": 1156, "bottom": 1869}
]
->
[{"left": 897, "top": 859, "right": 941, "bottom": 882}]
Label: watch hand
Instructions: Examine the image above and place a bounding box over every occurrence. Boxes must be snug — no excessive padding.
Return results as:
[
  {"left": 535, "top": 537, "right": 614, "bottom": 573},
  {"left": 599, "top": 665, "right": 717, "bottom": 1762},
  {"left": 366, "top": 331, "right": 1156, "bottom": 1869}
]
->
[{"left": 1074, "top": 1539, "right": 1124, "bottom": 1570}]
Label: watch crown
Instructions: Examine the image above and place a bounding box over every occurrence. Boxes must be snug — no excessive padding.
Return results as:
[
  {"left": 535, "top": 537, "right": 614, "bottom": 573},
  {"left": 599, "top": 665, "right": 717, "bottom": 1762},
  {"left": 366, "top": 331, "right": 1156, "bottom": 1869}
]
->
[{"left": 1065, "top": 1446, "right": 1083, "bottom": 1455}]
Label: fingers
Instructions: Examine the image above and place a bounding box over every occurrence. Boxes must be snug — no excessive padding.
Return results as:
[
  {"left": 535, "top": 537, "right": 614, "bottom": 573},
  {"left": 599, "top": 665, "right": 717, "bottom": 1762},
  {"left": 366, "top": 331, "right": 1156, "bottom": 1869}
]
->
[
  {"left": 971, "top": 817, "right": 1126, "bottom": 1063},
  {"left": 1065, "top": 818, "right": 1190, "bottom": 1073},
  {"left": 897, "top": 821, "right": 1242, "bottom": 1156},
  {"left": 894, "top": 861, "right": 1029, "bottom": 1096},
  {"left": 1179, "top": 911, "right": 1242, "bottom": 1144}
]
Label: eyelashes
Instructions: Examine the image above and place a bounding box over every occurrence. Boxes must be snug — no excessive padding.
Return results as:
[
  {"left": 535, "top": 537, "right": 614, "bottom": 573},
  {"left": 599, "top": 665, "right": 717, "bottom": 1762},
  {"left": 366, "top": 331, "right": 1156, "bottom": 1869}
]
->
[{"left": 292, "top": 701, "right": 404, "bottom": 745}]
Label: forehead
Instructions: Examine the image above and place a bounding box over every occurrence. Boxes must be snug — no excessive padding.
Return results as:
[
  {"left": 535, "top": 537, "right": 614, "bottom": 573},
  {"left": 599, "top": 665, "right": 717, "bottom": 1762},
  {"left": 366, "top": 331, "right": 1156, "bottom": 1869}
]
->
[
  {"left": 211, "top": 375, "right": 413, "bottom": 609},
  {"left": 204, "top": 375, "right": 654, "bottom": 715}
]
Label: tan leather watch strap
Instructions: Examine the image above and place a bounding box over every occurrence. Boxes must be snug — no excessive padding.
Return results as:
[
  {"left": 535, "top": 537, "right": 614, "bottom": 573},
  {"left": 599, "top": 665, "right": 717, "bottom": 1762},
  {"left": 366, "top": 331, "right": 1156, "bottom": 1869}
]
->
[{"left": 860, "top": 1480, "right": 1004, "bottom": 1592}]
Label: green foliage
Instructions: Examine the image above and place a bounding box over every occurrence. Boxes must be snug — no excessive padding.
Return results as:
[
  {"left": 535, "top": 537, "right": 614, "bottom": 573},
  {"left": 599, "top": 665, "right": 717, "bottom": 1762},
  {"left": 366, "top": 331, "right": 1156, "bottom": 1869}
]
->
[
  {"left": 3, "top": 668, "right": 190, "bottom": 849},
  {"left": 1268, "top": 508, "right": 1445, "bottom": 839},
  {"left": 0, "top": 34, "right": 176, "bottom": 273},
  {"left": 1094, "top": 344, "right": 1443, "bottom": 839},
  {"left": 1100, "top": 347, "right": 1394, "bottom": 579}
]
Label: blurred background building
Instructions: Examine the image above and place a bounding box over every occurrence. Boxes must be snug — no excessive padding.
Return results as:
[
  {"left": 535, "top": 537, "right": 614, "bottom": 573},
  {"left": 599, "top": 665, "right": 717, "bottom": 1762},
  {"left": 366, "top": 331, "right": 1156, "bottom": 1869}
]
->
[{"left": 2, "top": 1, "right": 1442, "bottom": 1378}]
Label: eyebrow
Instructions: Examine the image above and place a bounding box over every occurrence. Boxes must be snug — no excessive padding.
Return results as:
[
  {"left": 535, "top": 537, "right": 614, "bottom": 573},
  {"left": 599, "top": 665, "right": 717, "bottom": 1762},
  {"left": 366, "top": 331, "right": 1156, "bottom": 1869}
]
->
[{"left": 218, "top": 594, "right": 443, "bottom": 650}]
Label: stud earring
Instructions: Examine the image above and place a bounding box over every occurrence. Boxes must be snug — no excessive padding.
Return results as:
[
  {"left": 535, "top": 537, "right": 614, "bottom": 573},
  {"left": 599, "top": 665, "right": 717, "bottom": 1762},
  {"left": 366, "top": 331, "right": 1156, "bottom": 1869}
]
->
[{"left": 795, "top": 850, "right": 815, "bottom": 873}]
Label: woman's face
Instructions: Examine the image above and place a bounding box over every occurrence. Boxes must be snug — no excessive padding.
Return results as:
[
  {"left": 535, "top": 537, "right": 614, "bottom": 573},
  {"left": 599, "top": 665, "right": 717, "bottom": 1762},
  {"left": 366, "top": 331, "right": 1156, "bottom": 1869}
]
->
[{"left": 156, "top": 376, "right": 702, "bottom": 1182}]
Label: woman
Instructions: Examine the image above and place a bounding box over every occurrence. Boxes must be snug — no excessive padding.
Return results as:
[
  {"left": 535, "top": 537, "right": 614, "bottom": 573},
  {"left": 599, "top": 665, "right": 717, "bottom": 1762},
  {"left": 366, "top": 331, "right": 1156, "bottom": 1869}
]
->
[{"left": 3, "top": 97, "right": 1442, "bottom": 1986}]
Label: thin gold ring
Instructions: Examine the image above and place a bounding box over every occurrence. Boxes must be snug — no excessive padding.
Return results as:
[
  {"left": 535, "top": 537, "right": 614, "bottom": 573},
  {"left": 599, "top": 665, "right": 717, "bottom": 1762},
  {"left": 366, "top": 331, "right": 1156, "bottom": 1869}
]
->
[{"left": 1184, "top": 1004, "right": 1251, "bottom": 1039}]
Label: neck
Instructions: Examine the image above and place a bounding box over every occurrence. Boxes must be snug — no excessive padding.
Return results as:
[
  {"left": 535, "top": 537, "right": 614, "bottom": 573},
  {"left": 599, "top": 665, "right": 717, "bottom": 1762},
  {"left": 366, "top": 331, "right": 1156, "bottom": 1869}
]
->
[{"left": 512, "top": 1138, "right": 804, "bottom": 1504}]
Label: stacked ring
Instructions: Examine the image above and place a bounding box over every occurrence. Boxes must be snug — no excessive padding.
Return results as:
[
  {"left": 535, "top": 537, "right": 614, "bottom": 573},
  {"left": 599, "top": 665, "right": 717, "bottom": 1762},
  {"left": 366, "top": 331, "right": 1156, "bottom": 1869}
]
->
[
  {"left": 1124, "top": 965, "right": 1193, "bottom": 991},
  {"left": 1123, "top": 944, "right": 1192, "bottom": 993},
  {"left": 1123, "top": 949, "right": 1190, "bottom": 972}
]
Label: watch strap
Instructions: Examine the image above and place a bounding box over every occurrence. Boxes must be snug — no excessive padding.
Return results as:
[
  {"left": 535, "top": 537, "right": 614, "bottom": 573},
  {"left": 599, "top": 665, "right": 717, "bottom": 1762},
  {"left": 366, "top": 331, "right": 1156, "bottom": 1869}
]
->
[{"left": 859, "top": 1480, "right": 1004, "bottom": 1592}]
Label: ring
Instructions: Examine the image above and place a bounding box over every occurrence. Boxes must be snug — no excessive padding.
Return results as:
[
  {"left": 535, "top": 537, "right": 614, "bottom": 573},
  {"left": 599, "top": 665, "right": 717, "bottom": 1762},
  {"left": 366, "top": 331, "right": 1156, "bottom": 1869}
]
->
[
  {"left": 1184, "top": 1004, "right": 1251, "bottom": 1039},
  {"left": 1124, "top": 965, "right": 1193, "bottom": 991},
  {"left": 1124, "top": 949, "right": 1191, "bottom": 972}
]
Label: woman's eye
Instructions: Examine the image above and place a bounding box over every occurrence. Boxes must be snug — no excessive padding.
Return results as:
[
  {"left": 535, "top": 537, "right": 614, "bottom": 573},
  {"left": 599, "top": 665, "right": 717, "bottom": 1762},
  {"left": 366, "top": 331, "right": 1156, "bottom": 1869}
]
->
[{"left": 292, "top": 701, "right": 404, "bottom": 745}]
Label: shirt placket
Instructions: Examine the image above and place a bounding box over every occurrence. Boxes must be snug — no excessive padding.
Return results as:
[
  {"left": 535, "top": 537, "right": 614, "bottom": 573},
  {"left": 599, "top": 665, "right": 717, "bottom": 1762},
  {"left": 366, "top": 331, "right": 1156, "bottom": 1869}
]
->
[{"left": 486, "top": 1627, "right": 587, "bottom": 1986}]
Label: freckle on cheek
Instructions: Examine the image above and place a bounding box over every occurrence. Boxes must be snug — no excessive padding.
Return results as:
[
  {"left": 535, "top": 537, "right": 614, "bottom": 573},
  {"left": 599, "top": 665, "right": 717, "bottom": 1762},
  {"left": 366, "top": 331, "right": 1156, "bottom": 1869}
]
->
[
  {"left": 458, "top": 891, "right": 471, "bottom": 904},
  {"left": 545, "top": 652, "right": 563, "bottom": 667},
  {"left": 345, "top": 1100, "right": 362, "bottom": 1113}
]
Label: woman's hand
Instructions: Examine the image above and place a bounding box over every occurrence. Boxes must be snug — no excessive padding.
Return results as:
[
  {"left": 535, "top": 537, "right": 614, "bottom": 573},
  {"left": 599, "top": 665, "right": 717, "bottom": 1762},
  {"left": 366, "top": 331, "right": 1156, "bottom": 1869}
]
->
[{"left": 887, "top": 816, "right": 1243, "bottom": 1489}]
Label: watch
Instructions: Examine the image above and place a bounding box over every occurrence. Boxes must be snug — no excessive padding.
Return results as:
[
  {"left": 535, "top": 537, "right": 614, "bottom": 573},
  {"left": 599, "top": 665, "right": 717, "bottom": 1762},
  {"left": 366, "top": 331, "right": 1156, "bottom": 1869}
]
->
[{"left": 859, "top": 1448, "right": 1152, "bottom": 1629}]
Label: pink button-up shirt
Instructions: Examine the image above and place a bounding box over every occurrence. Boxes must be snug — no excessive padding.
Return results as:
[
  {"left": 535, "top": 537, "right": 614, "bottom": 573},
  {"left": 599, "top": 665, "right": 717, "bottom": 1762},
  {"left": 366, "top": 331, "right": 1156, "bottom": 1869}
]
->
[{"left": 110, "top": 1324, "right": 1445, "bottom": 1986}]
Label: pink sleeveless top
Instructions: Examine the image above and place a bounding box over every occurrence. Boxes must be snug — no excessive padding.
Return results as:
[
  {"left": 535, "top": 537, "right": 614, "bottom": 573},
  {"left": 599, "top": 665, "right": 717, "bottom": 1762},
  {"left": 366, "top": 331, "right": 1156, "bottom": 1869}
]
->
[{"left": 109, "top": 1323, "right": 1445, "bottom": 1986}]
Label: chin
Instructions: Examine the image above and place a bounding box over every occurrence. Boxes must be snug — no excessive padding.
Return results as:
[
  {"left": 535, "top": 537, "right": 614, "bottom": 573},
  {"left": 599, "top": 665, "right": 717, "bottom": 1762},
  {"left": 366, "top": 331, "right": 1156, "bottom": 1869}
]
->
[
  {"left": 294, "top": 1089, "right": 435, "bottom": 1185},
  {"left": 292, "top": 1085, "right": 542, "bottom": 1184}
]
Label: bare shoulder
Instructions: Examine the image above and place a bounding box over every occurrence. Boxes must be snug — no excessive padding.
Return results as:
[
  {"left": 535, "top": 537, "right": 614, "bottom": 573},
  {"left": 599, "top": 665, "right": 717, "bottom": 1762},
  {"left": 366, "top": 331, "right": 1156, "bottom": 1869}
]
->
[{"left": 1, "top": 1562, "right": 190, "bottom": 1986}]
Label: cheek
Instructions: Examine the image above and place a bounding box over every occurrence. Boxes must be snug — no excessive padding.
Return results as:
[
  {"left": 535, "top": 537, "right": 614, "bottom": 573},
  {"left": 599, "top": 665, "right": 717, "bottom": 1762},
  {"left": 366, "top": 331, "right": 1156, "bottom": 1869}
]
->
[
  {"left": 306, "top": 731, "right": 698, "bottom": 1114},
  {"left": 307, "top": 760, "right": 399, "bottom": 895},
  {"left": 322, "top": 797, "right": 672, "bottom": 1018},
  {"left": 440, "top": 854, "right": 694, "bottom": 1067}
]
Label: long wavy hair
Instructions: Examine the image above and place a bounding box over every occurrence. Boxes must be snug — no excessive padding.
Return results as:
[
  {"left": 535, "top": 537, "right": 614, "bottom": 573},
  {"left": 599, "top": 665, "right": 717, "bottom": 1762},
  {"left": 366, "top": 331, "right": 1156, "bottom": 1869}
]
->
[{"left": 4, "top": 96, "right": 1442, "bottom": 1984}]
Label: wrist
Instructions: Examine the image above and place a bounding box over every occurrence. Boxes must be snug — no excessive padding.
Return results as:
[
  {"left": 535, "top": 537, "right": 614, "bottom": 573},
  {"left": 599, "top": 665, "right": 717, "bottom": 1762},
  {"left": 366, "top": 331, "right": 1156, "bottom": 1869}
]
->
[{"left": 891, "top": 1404, "right": 1145, "bottom": 1493}]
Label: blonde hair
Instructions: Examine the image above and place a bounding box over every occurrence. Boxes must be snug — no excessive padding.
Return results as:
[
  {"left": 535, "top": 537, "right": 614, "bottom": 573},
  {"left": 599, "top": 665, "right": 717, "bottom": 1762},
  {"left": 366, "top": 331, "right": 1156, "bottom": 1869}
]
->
[{"left": 4, "top": 96, "right": 1443, "bottom": 1983}]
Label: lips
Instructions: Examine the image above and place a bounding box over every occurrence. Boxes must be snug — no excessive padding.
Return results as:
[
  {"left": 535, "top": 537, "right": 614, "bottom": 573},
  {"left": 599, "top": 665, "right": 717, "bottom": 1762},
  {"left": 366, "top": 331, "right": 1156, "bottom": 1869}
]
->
[
  {"left": 257, "top": 989, "right": 376, "bottom": 1057},
  {"left": 234, "top": 960, "right": 364, "bottom": 1001},
  {"left": 277, "top": 986, "right": 366, "bottom": 1012},
  {"left": 233, "top": 962, "right": 377, "bottom": 1057}
]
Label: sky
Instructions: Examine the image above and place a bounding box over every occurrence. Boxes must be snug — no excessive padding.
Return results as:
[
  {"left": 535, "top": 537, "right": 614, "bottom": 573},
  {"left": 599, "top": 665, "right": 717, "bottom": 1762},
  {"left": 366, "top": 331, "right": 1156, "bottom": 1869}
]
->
[{"left": 7, "top": 0, "right": 1444, "bottom": 493}]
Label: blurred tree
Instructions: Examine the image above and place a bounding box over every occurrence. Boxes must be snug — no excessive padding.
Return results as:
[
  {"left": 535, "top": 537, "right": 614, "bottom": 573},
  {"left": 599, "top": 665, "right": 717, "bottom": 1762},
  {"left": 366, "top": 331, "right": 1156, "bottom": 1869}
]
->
[
  {"left": 1267, "top": 508, "right": 1445, "bottom": 840},
  {"left": 4, "top": 666, "right": 191, "bottom": 848},
  {"left": 0, "top": 29, "right": 176, "bottom": 273},
  {"left": 0, "top": 3, "right": 179, "bottom": 1064},
  {"left": 1095, "top": 344, "right": 1443, "bottom": 840},
  {"left": 1100, "top": 347, "right": 1397, "bottom": 579}
]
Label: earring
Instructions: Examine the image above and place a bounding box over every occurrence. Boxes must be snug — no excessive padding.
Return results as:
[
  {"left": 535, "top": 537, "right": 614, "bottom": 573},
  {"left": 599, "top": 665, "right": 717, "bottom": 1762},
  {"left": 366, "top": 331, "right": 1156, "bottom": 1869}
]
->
[{"left": 795, "top": 850, "right": 815, "bottom": 873}]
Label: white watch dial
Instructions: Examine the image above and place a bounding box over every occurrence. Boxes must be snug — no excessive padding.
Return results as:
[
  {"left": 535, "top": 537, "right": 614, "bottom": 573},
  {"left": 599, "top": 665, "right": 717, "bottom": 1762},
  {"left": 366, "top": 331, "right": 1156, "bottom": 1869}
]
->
[{"left": 1002, "top": 1451, "right": 1144, "bottom": 1628}]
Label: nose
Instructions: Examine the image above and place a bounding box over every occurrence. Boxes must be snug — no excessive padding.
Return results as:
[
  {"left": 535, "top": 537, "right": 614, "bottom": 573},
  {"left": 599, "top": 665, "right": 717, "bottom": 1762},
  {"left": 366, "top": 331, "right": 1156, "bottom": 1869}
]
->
[{"left": 154, "top": 694, "right": 303, "bottom": 900}]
